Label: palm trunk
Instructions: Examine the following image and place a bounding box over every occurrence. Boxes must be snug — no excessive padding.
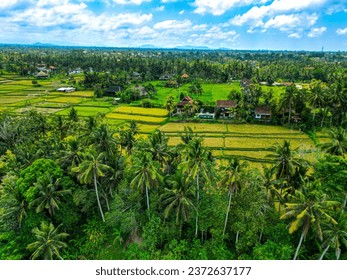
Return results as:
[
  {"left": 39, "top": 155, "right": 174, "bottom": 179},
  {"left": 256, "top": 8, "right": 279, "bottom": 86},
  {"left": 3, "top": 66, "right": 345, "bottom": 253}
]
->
[
  {"left": 342, "top": 191, "right": 347, "bottom": 214},
  {"left": 293, "top": 231, "right": 305, "bottom": 260},
  {"left": 93, "top": 169, "right": 105, "bottom": 222},
  {"left": 319, "top": 244, "right": 330, "bottom": 260},
  {"left": 223, "top": 191, "right": 233, "bottom": 236},
  {"left": 259, "top": 231, "right": 263, "bottom": 243},
  {"left": 195, "top": 174, "right": 200, "bottom": 237},
  {"left": 145, "top": 185, "right": 150, "bottom": 211},
  {"left": 235, "top": 230, "right": 240, "bottom": 245},
  {"left": 320, "top": 112, "right": 325, "bottom": 127}
]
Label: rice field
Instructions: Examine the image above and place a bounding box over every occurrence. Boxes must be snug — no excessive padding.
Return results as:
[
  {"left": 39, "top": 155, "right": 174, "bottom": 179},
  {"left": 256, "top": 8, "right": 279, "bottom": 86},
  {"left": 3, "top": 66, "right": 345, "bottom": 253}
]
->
[
  {"left": 56, "top": 106, "right": 111, "bottom": 117},
  {"left": 137, "top": 124, "right": 161, "bottom": 133},
  {"left": 49, "top": 97, "right": 86, "bottom": 104},
  {"left": 113, "top": 106, "right": 168, "bottom": 117},
  {"left": 106, "top": 113, "right": 167, "bottom": 124},
  {"left": 160, "top": 123, "right": 227, "bottom": 133},
  {"left": 0, "top": 96, "right": 33, "bottom": 104}
]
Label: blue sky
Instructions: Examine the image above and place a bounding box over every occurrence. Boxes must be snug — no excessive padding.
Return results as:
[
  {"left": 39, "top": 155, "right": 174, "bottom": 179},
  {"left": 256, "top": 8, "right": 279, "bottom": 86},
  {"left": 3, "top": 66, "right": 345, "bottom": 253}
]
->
[{"left": 0, "top": 0, "right": 346, "bottom": 50}]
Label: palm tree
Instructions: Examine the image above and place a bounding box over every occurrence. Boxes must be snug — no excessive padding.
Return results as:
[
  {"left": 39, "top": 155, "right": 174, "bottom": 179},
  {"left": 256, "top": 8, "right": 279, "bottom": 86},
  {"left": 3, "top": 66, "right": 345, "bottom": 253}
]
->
[
  {"left": 59, "top": 137, "right": 83, "bottom": 170},
  {"left": 307, "top": 80, "right": 326, "bottom": 124},
  {"left": 129, "top": 152, "right": 163, "bottom": 211},
  {"left": 319, "top": 214, "right": 347, "bottom": 260},
  {"left": 165, "top": 95, "right": 176, "bottom": 119},
  {"left": 72, "top": 150, "right": 111, "bottom": 222},
  {"left": 161, "top": 172, "right": 196, "bottom": 236},
  {"left": 179, "top": 138, "right": 215, "bottom": 237},
  {"left": 89, "top": 124, "right": 118, "bottom": 157},
  {"left": 27, "top": 222, "right": 69, "bottom": 260},
  {"left": 280, "top": 182, "right": 339, "bottom": 260},
  {"left": 119, "top": 121, "right": 138, "bottom": 155},
  {"left": 141, "top": 130, "right": 170, "bottom": 169},
  {"left": 29, "top": 174, "right": 71, "bottom": 217},
  {"left": 281, "top": 84, "right": 297, "bottom": 124},
  {"left": 218, "top": 156, "right": 248, "bottom": 236},
  {"left": 267, "top": 140, "right": 305, "bottom": 183},
  {"left": 320, "top": 127, "right": 347, "bottom": 158}
]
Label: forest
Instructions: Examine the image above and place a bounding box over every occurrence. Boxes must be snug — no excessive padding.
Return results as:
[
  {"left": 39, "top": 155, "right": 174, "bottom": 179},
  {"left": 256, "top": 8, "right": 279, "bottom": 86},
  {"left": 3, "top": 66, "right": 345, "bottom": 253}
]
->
[{"left": 0, "top": 46, "right": 347, "bottom": 260}]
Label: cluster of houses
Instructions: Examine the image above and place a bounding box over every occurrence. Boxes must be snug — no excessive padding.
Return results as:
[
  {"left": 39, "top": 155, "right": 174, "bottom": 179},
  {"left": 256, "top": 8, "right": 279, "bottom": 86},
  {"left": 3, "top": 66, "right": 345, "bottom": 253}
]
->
[{"left": 175, "top": 96, "right": 272, "bottom": 121}]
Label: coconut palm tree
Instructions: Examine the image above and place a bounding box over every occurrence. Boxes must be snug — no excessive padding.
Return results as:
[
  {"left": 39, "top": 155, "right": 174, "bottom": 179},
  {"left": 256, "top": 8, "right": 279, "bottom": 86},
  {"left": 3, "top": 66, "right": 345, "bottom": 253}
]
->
[
  {"left": 319, "top": 214, "right": 347, "bottom": 260},
  {"left": 161, "top": 172, "right": 196, "bottom": 236},
  {"left": 29, "top": 174, "right": 71, "bottom": 217},
  {"left": 179, "top": 138, "right": 215, "bottom": 237},
  {"left": 280, "top": 182, "right": 339, "bottom": 260},
  {"left": 72, "top": 150, "right": 111, "bottom": 222},
  {"left": 59, "top": 137, "right": 83, "bottom": 170},
  {"left": 129, "top": 152, "right": 163, "bottom": 211},
  {"left": 89, "top": 124, "right": 118, "bottom": 157},
  {"left": 218, "top": 156, "right": 248, "bottom": 236},
  {"left": 165, "top": 95, "right": 176, "bottom": 119},
  {"left": 320, "top": 127, "right": 347, "bottom": 158},
  {"left": 27, "top": 222, "right": 69, "bottom": 260},
  {"left": 267, "top": 140, "right": 306, "bottom": 183}
]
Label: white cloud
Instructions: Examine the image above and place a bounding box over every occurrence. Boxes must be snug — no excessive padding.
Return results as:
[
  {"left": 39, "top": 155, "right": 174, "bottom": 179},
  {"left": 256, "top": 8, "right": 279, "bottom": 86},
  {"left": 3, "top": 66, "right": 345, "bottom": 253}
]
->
[
  {"left": 0, "top": 0, "right": 20, "bottom": 9},
  {"left": 192, "top": 24, "right": 207, "bottom": 31},
  {"left": 231, "top": 0, "right": 326, "bottom": 26},
  {"left": 179, "top": 10, "right": 185, "bottom": 15},
  {"left": 161, "top": 0, "right": 179, "bottom": 2},
  {"left": 337, "top": 28, "right": 347, "bottom": 35},
  {"left": 289, "top": 33, "right": 301, "bottom": 38},
  {"left": 155, "top": 6, "right": 165, "bottom": 11},
  {"left": 154, "top": 19, "right": 191, "bottom": 30},
  {"left": 264, "top": 13, "right": 318, "bottom": 32},
  {"left": 308, "top": 26, "right": 327, "bottom": 37},
  {"left": 112, "top": 0, "right": 151, "bottom": 5}
]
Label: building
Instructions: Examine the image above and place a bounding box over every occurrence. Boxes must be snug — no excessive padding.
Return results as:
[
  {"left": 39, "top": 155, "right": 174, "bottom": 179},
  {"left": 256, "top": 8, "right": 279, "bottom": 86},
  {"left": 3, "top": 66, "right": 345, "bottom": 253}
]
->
[
  {"left": 216, "top": 100, "right": 237, "bottom": 118},
  {"left": 35, "top": 71, "right": 49, "bottom": 79},
  {"left": 196, "top": 112, "right": 215, "bottom": 119},
  {"left": 104, "top": 85, "right": 123, "bottom": 96},
  {"left": 254, "top": 106, "right": 272, "bottom": 121},
  {"left": 176, "top": 96, "right": 193, "bottom": 115},
  {"left": 57, "top": 87, "right": 75, "bottom": 92}
]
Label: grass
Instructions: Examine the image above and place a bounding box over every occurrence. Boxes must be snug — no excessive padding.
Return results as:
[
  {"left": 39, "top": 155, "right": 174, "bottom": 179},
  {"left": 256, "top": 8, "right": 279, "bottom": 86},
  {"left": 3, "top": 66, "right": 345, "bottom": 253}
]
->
[
  {"left": 113, "top": 106, "right": 168, "bottom": 117},
  {"left": 106, "top": 113, "right": 167, "bottom": 124}
]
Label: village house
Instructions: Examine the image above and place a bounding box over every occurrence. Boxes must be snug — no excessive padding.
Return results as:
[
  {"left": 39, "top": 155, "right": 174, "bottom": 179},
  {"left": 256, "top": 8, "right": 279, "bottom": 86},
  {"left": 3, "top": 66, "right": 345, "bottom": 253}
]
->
[
  {"left": 216, "top": 100, "right": 237, "bottom": 118},
  {"left": 104, "top": 85, "right": 123, "bottom": 96},
  {"left": 254, "top": 106, "right": 272, "bottom": 121},
  {"left": 57, "top": 87, "right": 75, "bottom": 93},
  {"left": 35, "top": 71, "right": 49, "bottom": 79},
  {"left": 176, "top": 96, "right": 193, "bottom": 115}
]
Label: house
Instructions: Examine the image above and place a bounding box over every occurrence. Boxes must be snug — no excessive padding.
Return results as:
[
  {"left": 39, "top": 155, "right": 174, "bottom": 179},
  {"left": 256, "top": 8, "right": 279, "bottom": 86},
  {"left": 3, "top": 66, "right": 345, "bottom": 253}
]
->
[
  {"left": 104, "top": 85, "right": 123, "bottom": 96},
  {"left": 240, "top": 78, "right": 251, "bottom": 88},
  {"left": 176, "top": 96, "right": 193, "bottom": 115},
  {"left": 181, "top": 73, "right": 189, "bottom": 79},
  {"left": 35, "top": 71, "right": 49, "bottom": 79},
  {"left": 57, "top": 87, "right": 75, "bottom": 93},
  {"left": 159, "top": 74, "right": 173, "bottom": 80},
  {"left": 132, "top": 72, "right": 141, "bottom": 81},
  {"left": 254, "top": 106, "right": 272, "bottom": 121},
  {"left": 216, "top": 100, "right": 237, "bottom": 118},
  {"left": 133, "top": 85, "right": 148, "bottom": 97}
]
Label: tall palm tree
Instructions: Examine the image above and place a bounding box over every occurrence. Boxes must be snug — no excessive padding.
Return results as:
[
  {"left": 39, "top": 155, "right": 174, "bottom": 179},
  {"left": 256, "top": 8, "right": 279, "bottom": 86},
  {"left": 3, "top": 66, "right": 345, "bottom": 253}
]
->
[
  {"left": 165, "top": 95, "right": 176, "bottom": 119},
  {"left": 72, "top": 150, "right": 111, "bottom": 222},
  {"left": 89, "top": 124, "right": 118, "bottom": 157},
  {"left": 29, "top": 174, "right": 71, "bottom": 217},
  {"left": 179, "top": 138, "right": 215, "bottom": 237},
  {"left": 267, "top": 140, "right": 305, "bottom": 183},
  {"left": 59, "top": 137, "right": 83, "bottom": 170},
  {"left": 129, "top": 152, "right": 163, "bottom": 211},
  {"left": 320, "top": 127, "right": 347, "bottom": 158},
  {"left": 280, "top": 182, "right": 339, "bottom": 260},
  {"left": 161, "top": 172, "right": 196, "bottom": 236},
  {"left": 218, "top": 156, "right": 248, "bottom": 236},
  {"left": 27, "top": 222, "right": 69, "bottom": 260},
  {"left": 319, "top": 214, "right": 347, "bottom": 260},
  {"left": 307, "top": 80, "right": 327, "bottom": 124}
]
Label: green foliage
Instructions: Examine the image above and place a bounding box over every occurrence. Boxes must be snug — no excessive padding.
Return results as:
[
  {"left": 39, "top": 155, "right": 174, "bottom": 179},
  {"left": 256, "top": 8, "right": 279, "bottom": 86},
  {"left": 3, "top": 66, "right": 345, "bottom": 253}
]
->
[
  {"left": 16, "top": 159, "right": 63, "bottom": 203},
  {"left": 253, "top": 241, "right": 294, "bottom": 260}
]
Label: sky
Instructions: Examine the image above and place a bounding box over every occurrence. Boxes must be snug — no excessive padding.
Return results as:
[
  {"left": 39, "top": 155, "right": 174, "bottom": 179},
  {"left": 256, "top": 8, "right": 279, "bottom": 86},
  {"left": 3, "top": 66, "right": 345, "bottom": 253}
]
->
[{"left": 0, "top": 0, "right": 347, "bottom": 51}]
